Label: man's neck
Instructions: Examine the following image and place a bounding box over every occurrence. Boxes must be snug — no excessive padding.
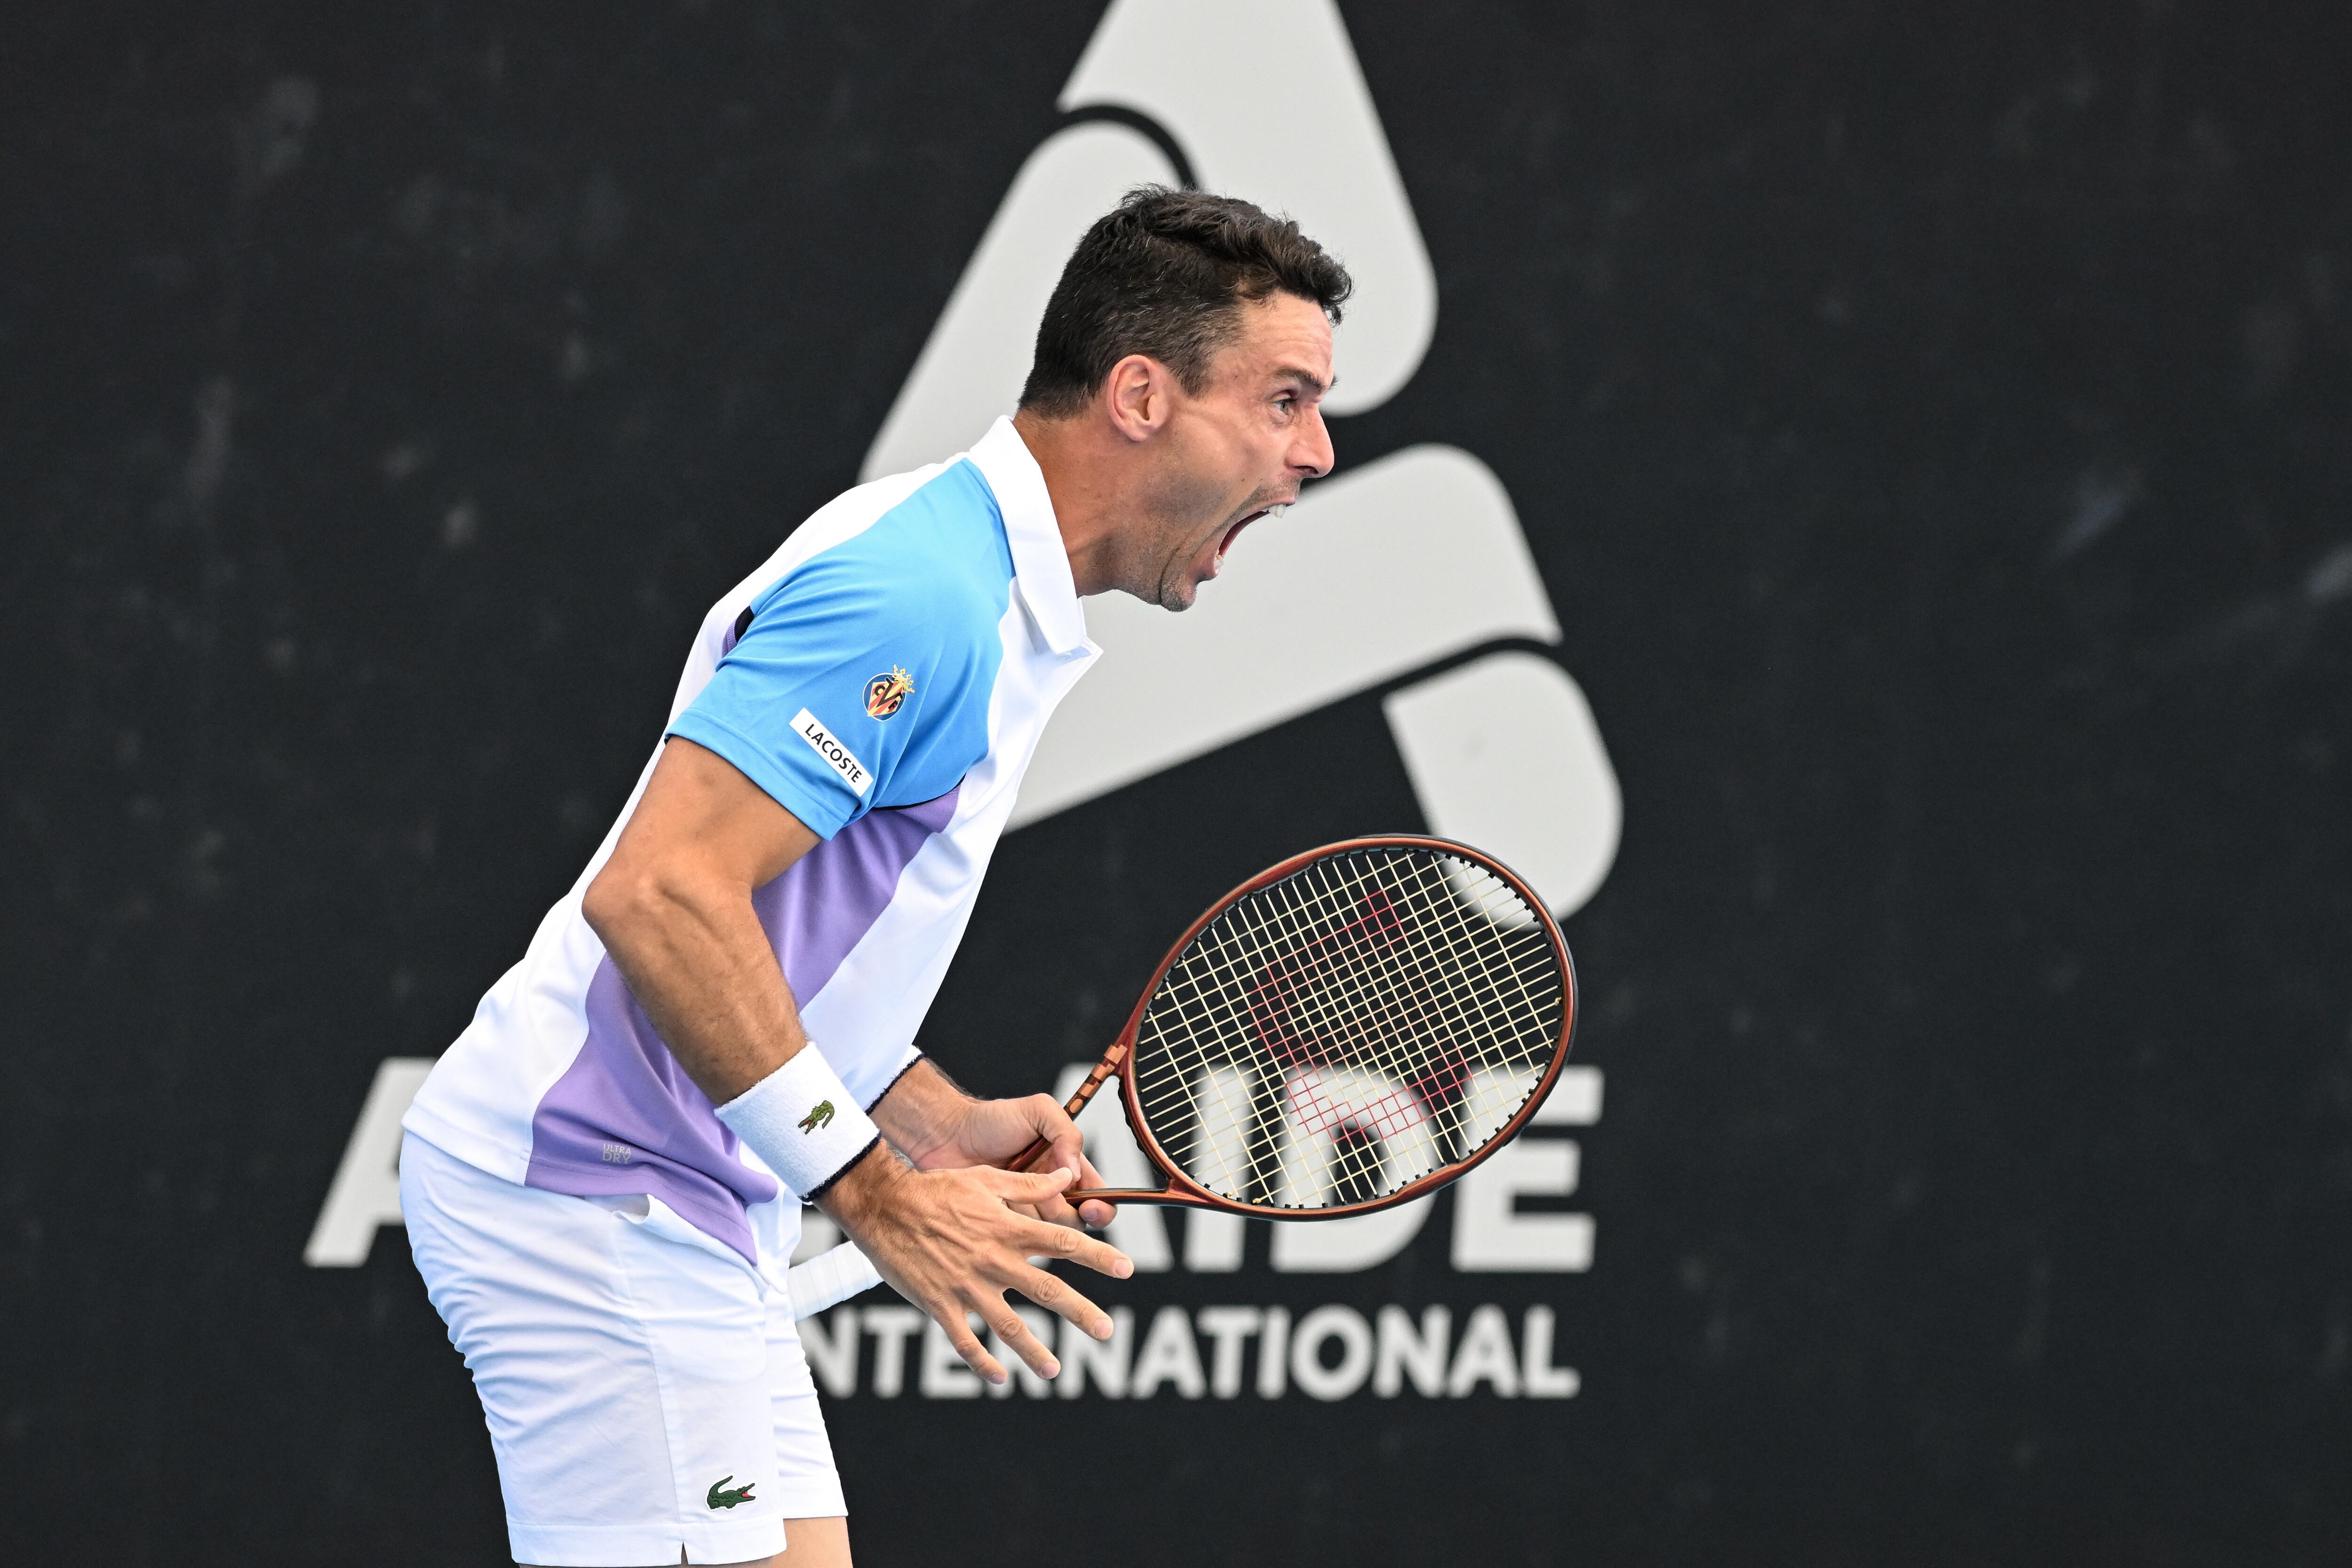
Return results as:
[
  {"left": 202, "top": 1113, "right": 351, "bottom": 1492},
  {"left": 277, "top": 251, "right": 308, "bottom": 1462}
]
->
[{"left": 1011, "top": 408, "right": 1128, "bottom": 598}]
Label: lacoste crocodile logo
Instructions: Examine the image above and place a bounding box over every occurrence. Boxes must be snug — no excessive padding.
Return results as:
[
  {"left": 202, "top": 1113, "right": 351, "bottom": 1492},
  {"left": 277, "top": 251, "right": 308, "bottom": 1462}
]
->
[
  {"left": 707, "top": 1475, "right": 756, "bottom": 1511},
  {"left": 797, "top": 1100, "right": 835, "bottom": 1134}
]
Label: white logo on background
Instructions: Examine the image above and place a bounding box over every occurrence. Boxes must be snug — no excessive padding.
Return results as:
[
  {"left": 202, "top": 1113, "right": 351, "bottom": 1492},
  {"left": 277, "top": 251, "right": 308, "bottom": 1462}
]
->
[
  {"left": 868, "top": 0, "right": 1622, "bottom": 920},
  {"left": 1062, "top": 1058, "right": 1599, "bottom": 1277},
  {"left": 304, "top": 1057, "right": 434, "bottom": 1267}
]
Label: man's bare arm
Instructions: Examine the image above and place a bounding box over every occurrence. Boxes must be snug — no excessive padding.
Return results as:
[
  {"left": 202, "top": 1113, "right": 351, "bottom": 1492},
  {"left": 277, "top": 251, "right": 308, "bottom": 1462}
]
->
[
  {"left": 581, "top": 736, "right": 823, "bottom": 1099},
  {"left": 580, "top": 736, "right": 1130, "bottom": 1384}
]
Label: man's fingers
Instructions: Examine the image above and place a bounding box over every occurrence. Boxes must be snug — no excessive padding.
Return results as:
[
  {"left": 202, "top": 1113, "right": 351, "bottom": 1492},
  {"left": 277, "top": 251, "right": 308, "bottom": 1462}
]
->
[
  {"left": 997, "top": 1213, "right": 1132, "bottom": 1280},
  {"left": 1009, "top": 1264, "right": 1115, "bottom": 1341},
  {"left": 987, "top": 1307, "right": 1057, "bottom": 1381},
  {"left": 934, "top": 1306, "right": 1008, "bottom": 1386},
  {"left": 1073, "top": 1152, "right": 1118, "bottom": 1230},
  {"left": 977, "top": 1297, "right": 1061, "bottom": 1379},
  {"left": 1025, "top": 1150, "right": 1110, "bottom": 1228},
  {"left": 1020, "top": 1164, "right": 1081, "bottom": 1227},
  {"left": 983, "top": 1148, "right": 1118, "bottom": 1230},
  {"left": 981, "top": 1165, "right": 1076, "bottom": 1204},
  {"left": 1018, "top": 1093, "right": 1088, "bottom": 1179},
  {"left": 1040, "top": 1195, "right": 1116, "bottom": 1231},
  {"left": 848, "top": 1163, "right": 1129, "bottom": 1385}
]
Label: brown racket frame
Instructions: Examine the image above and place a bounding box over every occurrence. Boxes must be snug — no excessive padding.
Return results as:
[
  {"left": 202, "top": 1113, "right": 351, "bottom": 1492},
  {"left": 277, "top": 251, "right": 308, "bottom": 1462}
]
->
[{"left": 1016, "top": 834, "right": 1579, "bottom": 1221}]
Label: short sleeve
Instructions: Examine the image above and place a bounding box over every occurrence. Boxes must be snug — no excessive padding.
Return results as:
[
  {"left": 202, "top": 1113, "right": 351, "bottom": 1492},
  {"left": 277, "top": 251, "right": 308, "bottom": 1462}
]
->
[{"left": 668, "top": 554, "right": 988, "bottom": 839}]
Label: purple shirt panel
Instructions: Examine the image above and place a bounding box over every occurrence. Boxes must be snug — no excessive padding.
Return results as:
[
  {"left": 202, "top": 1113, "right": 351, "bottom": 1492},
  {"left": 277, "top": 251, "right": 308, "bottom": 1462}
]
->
[
  {"left": 760, "top": 784, "right": 961, "bottom": 1004},
  {"left": 522, "top": 958, "right": 773, "bottom": 1258},
  {"left": 521, "top": 784, "right": 962, "bottom": 1261}
]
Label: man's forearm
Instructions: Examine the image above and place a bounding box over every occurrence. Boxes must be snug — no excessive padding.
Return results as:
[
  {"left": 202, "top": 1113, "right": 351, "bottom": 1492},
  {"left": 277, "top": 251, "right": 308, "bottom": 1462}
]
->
[
  {"left": 582, "top": 861, "right": 811, "bottom": 1105},
  {"left": 579, "top": 735, "right": 825, "bottom": 1107}
]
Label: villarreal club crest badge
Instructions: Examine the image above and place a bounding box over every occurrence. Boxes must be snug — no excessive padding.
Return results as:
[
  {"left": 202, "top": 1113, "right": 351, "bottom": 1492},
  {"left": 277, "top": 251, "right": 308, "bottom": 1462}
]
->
[{"left": 864, "top": 665, "right": 914, "bottom": 720}]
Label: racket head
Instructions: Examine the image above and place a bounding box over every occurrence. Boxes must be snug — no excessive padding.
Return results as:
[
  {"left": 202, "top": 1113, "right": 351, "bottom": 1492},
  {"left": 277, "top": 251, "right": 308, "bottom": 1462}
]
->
[{"left": 1102, "top": 835, "right": 1577, "bottom": 1220}]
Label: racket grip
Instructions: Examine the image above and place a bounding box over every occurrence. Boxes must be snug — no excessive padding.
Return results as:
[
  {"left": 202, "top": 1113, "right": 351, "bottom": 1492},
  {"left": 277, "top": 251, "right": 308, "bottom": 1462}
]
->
[
  {"left": 786, "top": 1240, "right": 884, "bottom": 1322},
  {"left": 1007, "top": 1043, "right": 1128, "bottom": 1173}
]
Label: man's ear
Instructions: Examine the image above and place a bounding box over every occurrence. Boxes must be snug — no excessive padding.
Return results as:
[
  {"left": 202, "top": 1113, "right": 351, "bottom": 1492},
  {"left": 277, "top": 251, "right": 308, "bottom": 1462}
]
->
[{"left": 1102, "top": 353, "right": 1175, "bottom": 443}]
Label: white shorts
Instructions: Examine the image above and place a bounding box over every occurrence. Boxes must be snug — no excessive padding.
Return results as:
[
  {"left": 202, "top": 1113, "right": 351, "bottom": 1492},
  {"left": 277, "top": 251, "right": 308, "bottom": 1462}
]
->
[{"left": 400, "top": 1132, "right": 846, "bottom": 1566}]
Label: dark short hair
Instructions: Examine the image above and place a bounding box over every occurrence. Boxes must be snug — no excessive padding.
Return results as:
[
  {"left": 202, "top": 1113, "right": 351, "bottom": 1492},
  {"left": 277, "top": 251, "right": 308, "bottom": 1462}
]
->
[{"left": 1018, "top": 187, "right": 1353, "bottom": 417}]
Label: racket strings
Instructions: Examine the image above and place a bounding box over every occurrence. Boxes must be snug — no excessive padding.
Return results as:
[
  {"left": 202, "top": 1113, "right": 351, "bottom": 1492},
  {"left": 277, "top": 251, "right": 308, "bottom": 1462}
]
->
[
  {"left": 1222, "top": 863, "right": 1499, "bottom": 1191},
  {"left": 1139, "top": 862, "right": 1542, "bottom": 1176},
  {"left": 1144, "top": 860, "right": 1550, "bottom": 1138},
  {"left": 1141, "top": 857, "right": 1544, "bottom": 1111},
  {"left": 1160, "top": 859, "right": 1550, "bottom": 1204},
  {"left": 1130, "top": 847, "right": 1564, "bottom": 1209},
  {"left": 1280, "top": 856, "right": 1555, "bottom": 1199}
]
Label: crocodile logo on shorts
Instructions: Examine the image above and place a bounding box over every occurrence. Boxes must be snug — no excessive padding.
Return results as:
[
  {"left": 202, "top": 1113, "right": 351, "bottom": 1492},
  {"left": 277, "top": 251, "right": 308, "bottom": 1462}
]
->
[
  {"left": 707, "top": 1475, "right": 756, "bottom": 1511},
  {"left": 797, "top": 1100, "right": 835, "bottom": 1134}
]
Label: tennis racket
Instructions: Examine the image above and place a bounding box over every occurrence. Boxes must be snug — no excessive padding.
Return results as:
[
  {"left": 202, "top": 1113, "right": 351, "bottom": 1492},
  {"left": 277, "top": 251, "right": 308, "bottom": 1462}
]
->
[{"left": 787, "top": 834, "right": 1577, "bottom": 1320}]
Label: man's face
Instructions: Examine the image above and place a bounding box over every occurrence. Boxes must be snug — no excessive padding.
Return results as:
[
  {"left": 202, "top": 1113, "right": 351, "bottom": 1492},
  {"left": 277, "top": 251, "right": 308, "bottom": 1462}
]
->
[{"left": 1121, "top": 291, "right": 1337, "bottom": 611}]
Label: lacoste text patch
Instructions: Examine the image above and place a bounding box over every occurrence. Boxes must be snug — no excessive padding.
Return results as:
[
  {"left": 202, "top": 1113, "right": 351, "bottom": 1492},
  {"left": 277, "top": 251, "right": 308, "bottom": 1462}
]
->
[{"left": 791, "top": 709, "right": 873, "bottom": 798}]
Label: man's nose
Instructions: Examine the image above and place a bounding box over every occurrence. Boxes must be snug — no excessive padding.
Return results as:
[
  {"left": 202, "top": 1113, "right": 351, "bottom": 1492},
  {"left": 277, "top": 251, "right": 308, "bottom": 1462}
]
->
[{"left": 1292, "top": 405, "right": 1335, "bottom": 480}]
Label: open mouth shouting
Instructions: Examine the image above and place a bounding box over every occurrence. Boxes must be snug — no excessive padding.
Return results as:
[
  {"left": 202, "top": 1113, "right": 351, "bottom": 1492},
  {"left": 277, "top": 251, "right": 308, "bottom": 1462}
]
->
[{"left": 1210, "top": 500, "right": 1290, "bottom": 576}]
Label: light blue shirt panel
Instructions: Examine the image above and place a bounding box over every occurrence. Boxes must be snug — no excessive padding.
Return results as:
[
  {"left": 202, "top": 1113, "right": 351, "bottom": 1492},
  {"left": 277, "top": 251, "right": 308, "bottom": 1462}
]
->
[{"left": 667, "top": 461, "right": 1015, "bottom": 838}]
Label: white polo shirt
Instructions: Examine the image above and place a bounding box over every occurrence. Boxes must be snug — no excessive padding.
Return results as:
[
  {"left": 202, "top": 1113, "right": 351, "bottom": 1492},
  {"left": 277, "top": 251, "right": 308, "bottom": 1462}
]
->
[{"left": 404, "top": 418, "right": 1099, "bottom": 1264}]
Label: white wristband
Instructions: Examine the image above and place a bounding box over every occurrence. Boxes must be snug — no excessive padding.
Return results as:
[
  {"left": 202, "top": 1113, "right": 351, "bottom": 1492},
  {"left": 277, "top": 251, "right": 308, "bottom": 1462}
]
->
[{"left": 715, "top": 1044, "right": 882, "bottom": 1203}]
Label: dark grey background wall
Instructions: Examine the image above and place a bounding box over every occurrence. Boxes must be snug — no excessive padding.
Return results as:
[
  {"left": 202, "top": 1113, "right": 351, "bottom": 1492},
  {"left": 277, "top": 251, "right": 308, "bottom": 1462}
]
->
[{"left": 5, "top": 2, "right": 2351, "bottom": 1563}]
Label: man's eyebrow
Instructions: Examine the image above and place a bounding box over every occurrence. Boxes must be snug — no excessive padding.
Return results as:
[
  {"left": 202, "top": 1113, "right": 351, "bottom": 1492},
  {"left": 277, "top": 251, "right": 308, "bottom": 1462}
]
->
[{"left": 1271, "top": 364, "right": 1334, "bottom": 397}]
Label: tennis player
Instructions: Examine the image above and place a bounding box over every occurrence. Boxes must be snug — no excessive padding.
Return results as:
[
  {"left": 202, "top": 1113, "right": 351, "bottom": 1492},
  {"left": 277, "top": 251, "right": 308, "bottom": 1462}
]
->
[{"left": 397, "top": 187, "right": 1349, "bottom": 1567}]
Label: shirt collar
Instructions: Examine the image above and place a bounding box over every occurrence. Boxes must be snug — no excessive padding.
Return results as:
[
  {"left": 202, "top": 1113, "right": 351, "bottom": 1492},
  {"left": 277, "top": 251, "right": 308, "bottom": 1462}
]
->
[{"left": 967, "top": 416, "right": 1095, "bottom": 658}]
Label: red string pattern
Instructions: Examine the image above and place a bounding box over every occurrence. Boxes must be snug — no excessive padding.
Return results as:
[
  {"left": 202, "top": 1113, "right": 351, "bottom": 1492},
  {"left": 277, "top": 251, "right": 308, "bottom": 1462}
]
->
[{"left": 1130, "top": 845, "right": 1566, "bottom": 1211}]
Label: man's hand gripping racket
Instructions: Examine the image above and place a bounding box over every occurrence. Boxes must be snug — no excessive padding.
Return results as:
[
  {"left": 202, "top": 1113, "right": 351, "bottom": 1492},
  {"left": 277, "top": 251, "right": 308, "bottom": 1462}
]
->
[{"left": 789, "top": 836, "right": 1579, "bottom": 1329}]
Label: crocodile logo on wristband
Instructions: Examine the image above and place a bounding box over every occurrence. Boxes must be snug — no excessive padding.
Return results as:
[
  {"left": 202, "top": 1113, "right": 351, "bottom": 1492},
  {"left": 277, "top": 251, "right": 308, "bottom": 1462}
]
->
[{"left": 715, "top": 1048, "right": 875, "bottom": 1201}]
